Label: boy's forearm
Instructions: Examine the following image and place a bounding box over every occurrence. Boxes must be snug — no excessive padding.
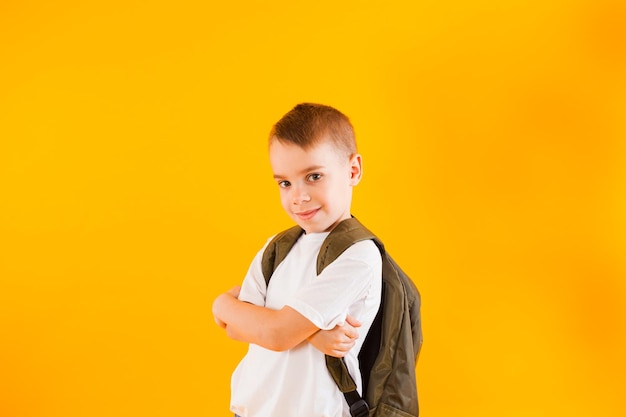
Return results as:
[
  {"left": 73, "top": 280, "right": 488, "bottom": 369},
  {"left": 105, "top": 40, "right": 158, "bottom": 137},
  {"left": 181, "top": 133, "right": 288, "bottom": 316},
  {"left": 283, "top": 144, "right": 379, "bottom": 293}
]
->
[
  {"left": 212, "top": 291, "right": 318, "bottom": 351},
  {"left": 212, "top": 292, "right": 271, "bottom": 346}
]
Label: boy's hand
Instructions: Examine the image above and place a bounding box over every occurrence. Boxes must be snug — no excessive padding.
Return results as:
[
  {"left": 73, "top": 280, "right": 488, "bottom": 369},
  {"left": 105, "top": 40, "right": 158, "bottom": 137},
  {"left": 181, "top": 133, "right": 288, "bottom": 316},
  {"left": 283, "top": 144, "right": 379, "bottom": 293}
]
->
[
  {"left": 227, "top": 285, "right": 241, "bottom": 298},
  {"left": 307, "top": 315, "right": 361, "bottom": 358},
  {"left": 212, "top": 286, "right": 242, "bottom": 329}
]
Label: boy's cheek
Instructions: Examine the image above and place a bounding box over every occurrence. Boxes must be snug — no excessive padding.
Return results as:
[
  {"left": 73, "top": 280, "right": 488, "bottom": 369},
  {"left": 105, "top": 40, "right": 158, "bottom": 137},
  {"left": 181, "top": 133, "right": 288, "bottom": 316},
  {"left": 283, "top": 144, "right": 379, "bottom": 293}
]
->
[{"left": 279, "top": 197, "right": 292, "bottom": 213}]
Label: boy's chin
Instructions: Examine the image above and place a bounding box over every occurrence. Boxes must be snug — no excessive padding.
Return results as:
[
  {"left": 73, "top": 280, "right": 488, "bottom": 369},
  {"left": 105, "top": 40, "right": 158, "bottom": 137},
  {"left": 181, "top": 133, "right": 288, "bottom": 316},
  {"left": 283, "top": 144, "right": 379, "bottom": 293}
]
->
[
  {"left": 293, "top": 218, "right": 323, "bottom": 234},
  {"left": 294, "top": 219, "right": 339, "bottom": 235}
]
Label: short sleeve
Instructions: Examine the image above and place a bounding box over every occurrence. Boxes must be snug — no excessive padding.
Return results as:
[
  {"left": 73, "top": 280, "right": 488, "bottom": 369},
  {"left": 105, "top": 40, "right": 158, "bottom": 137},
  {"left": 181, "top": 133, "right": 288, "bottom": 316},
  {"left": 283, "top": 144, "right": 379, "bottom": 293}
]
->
[
  {"left": 285, "top": 240, "right": 382, "bottom": 330},
  {"left": 237, "top": 236, "right": 275, "bottom": 307}
]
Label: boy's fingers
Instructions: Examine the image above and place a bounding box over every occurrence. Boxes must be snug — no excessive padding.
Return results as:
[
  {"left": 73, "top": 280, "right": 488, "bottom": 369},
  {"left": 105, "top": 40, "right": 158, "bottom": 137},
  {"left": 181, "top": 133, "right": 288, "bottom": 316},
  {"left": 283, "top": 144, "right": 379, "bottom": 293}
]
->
[
  {"left": 346, "top": 329, "right": 358, "bottom": 340},
  {"left": 345, "top": 315, "right": 361, "bottom": 327},
  {"left": 228, "top": 285, "right": 242, "bottom": 297},
  {"left": 342, "top": 315, "right": 361, "bottom": 340}
]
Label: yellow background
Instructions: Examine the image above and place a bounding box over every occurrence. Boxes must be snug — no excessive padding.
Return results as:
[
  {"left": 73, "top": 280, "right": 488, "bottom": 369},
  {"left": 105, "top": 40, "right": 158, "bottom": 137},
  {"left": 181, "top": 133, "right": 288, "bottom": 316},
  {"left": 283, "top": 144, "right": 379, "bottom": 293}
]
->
[{"left": 1, "top": 0, "right": 625, "bottom": 416}]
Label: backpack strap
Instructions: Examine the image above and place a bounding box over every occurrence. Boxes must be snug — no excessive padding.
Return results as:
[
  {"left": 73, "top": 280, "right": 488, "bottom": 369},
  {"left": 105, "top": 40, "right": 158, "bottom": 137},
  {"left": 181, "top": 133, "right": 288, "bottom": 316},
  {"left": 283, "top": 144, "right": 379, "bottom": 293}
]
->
[
  {"left": 319, "top": 217, "right": 378, "bottom": 417},
  {"left": 261, "top": 225, "right": 305, "bottom": 286},
  {"left": 316, "top": 217, "right": 376, "bottom": 274}
]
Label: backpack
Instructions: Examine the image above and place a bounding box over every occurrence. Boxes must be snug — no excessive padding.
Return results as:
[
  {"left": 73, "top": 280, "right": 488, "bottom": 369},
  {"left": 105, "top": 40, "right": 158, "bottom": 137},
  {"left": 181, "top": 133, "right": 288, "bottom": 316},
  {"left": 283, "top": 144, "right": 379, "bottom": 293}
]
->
[{"left": 261, "top": 217, "right": 423, "bottom": 417}]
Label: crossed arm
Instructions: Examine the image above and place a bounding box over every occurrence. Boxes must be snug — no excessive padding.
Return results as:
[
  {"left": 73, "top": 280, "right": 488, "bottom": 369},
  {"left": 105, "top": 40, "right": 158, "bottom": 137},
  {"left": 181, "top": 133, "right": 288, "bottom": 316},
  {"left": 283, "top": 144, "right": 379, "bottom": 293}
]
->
[{"left": 212, "top": 286, "right": 360, "bottom": 357}]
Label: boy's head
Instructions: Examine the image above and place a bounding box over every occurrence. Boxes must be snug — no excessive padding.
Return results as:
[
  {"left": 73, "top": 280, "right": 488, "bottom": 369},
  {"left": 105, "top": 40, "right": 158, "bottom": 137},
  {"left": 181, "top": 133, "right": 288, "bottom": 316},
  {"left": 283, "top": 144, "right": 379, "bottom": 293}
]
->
[
  {"left": 268, "top": 103, "right": 362, "bottom": 234},
  {"left": 268, "top": 103, "right": 357, "bottom": 160}
]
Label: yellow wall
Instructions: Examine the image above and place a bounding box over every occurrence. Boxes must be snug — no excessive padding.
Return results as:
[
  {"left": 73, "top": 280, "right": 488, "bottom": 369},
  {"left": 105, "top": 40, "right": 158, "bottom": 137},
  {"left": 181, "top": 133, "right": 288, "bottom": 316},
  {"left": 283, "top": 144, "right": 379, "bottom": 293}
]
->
[{"left": 1, "top": 1, "right": 624, "bottom": 416}]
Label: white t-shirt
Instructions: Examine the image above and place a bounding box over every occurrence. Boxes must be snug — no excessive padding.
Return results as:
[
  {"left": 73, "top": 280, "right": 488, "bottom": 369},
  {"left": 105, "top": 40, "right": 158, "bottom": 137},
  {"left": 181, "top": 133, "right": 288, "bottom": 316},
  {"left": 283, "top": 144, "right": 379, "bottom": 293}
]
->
[{"left": 230, "top": 231, "right": 382, "bottom": 417}]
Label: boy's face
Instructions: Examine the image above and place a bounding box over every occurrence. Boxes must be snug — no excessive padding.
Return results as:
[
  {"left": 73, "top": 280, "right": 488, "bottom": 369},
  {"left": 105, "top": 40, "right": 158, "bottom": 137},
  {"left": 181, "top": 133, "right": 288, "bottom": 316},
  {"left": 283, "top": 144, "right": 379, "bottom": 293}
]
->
[{"left": 269, "top": 138, "right": 362, "bottom": 234}]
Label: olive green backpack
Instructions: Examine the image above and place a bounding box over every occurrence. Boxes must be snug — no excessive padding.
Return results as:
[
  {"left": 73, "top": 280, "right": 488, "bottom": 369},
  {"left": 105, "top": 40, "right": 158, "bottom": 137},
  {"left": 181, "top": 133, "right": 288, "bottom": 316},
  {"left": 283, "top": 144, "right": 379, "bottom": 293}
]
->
[{"left": 261, "top": 217, "right": 422, "bottom": 417}]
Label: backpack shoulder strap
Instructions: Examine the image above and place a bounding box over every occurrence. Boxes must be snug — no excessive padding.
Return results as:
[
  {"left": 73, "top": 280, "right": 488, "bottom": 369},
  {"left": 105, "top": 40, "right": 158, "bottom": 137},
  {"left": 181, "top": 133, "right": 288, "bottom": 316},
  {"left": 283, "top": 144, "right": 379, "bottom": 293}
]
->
[
  {"left": 260, "top": 224, "right": 305, "bottom": 285},
  {"left": 318, "top": 217, "right": 381, "bottom": 417},
  {"left": 316, "top": 217, "right": 377, "bottom": 274},
  {"left": 323, "top": 217, "right": 423, "bottom": 416}
]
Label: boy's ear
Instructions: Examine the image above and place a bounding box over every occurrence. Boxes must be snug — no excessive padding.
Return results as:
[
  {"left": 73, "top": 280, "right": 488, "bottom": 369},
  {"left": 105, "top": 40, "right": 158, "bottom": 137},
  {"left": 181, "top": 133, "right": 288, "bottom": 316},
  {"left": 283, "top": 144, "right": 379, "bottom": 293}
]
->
[{"left": 349, "top": 154, "right": 363, "bottom": 186}]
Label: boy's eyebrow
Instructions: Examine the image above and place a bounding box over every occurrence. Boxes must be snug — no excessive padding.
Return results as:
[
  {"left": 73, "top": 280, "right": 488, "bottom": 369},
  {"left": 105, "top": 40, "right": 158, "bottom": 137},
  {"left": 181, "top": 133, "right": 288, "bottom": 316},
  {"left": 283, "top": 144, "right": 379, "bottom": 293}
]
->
[{"left": 273, "top": 165, "right": 325, "bottom": 179}]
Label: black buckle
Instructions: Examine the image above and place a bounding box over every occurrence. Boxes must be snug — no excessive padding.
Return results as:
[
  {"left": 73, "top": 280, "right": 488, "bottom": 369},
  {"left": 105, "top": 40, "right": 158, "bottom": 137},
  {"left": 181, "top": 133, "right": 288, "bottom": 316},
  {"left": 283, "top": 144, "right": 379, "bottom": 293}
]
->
[{"left": 349, "top": 399, "right": 369, "bottom": 417}]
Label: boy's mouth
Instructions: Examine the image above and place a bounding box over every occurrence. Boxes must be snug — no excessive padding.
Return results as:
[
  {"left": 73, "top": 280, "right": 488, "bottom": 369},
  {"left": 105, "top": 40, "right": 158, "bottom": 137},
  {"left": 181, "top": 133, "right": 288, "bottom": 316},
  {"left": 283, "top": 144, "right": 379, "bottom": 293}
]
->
[{"left": 294, "top": 208, "right": 319, "bottom": 221}]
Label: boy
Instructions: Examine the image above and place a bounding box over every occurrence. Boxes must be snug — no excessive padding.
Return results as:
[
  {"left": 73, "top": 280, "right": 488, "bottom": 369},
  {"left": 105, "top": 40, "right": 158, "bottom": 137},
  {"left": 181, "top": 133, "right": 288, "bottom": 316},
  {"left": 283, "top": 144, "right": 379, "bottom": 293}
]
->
[{"left": 212, "top": 103, "right": 382, "bottom": 417}]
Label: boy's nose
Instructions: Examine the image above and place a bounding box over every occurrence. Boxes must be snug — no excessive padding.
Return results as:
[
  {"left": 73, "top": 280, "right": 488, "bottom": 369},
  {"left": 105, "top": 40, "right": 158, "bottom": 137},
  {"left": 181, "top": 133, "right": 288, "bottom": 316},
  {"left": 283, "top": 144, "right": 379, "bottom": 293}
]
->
[{"left": 291, "top": 187, "right": 311, "bottom": 205}]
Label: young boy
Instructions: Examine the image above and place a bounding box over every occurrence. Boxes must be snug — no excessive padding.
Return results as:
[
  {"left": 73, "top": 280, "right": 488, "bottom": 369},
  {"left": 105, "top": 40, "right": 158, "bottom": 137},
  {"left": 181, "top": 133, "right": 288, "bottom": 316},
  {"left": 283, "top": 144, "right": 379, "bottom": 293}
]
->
[{"left": 212, "top": 103, "right": 382, "bottom": 417}]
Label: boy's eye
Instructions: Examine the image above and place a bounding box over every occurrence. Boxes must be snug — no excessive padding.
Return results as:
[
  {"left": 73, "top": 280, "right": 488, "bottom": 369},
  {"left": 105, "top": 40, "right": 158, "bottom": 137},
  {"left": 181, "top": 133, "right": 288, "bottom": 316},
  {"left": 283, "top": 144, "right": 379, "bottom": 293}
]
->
[
  {"left": 307, "top": 173, "right": 322, "bottom": 182},
  {"left": 278, "top": 180, "right": 291, "bottom": 188}
]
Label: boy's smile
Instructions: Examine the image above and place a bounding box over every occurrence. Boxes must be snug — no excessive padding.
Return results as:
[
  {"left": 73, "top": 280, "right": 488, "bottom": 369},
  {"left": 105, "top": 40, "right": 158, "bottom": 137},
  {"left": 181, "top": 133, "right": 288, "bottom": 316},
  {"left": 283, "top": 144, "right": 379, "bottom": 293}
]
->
[
  {"left": 294, "top": 208, "right": 319, "bottom": 220},
  {"left": 269, "top": 138, "right": 362, "bottom": 234}
]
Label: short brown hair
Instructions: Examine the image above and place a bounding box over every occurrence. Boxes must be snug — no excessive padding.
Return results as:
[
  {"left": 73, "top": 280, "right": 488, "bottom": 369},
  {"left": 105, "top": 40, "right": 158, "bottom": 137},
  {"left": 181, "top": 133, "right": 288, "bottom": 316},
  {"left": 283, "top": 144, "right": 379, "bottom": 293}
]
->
[{"left": 269, "top": 103, "right": 357, "bottom": 158}]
